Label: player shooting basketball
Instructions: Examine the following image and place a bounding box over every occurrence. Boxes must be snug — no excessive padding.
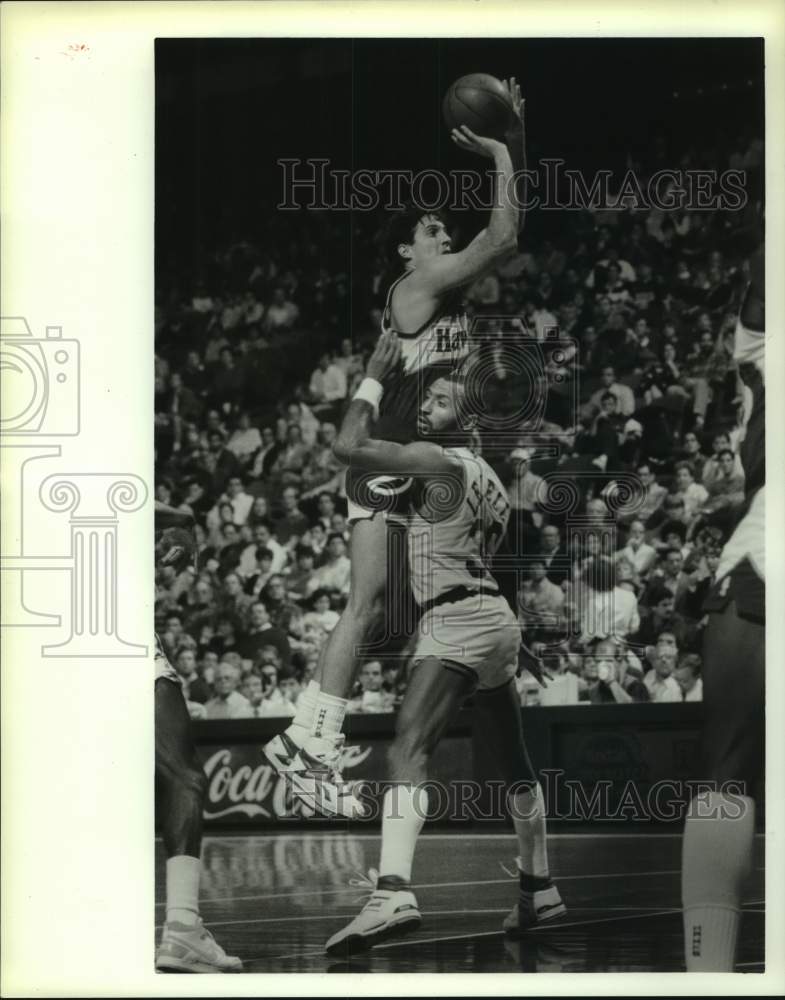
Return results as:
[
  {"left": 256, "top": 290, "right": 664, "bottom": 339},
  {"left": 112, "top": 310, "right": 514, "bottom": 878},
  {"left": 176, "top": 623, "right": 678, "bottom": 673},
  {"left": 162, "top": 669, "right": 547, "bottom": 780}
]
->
[{"left": 262, "top": 77, "right": 527, "bottom": 816}]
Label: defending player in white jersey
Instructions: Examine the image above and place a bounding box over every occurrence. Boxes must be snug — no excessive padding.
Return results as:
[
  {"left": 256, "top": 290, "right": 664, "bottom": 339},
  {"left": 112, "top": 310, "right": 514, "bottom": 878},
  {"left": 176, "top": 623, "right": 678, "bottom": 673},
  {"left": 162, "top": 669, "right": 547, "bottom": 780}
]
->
[
  {"left": 323, "top": 332, "right": 564, "bottom": 955},
  {"left": 154, "top": 503, "right": 242, "bottom": 973},
  {"left": 681, "top": 246, "right": 765, "bottom": 971},
  {"left": 262, "top": 78, "right": 527, "bottom": 817}
]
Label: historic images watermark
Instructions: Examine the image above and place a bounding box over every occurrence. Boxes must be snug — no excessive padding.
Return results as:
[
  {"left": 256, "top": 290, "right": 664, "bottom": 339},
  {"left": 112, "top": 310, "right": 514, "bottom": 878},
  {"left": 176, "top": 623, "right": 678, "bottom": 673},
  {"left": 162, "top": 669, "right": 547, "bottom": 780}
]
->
[{"left": 278, "top": 158, "right": 749, "bottom": 212}]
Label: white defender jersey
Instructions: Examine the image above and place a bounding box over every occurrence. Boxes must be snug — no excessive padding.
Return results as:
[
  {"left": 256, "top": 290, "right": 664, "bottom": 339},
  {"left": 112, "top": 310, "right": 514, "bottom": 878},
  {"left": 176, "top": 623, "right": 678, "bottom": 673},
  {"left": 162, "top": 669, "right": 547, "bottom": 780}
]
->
[{"left": 407, "top": 448, "right": 512, "bottom": 608}]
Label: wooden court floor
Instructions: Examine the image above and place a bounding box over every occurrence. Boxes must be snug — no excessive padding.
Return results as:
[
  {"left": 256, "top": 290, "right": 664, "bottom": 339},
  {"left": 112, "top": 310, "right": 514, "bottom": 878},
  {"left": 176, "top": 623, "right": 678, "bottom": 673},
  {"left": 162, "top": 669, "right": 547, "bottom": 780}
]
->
[{"left": 155, "top": 829, "right": 764, "bottom": 974}]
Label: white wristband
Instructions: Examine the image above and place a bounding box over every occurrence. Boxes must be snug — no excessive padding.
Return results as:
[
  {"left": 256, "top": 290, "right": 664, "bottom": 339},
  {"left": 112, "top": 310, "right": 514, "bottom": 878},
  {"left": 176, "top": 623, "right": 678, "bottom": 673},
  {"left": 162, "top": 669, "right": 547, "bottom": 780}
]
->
[{"left": 352, "top": 377, "right": 383, "bottom": 417}]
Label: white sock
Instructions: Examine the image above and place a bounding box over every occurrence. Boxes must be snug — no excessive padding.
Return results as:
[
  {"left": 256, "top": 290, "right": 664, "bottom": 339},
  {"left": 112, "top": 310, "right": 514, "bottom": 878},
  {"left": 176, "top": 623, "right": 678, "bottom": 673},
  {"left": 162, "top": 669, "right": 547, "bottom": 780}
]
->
[
  {"left": 290, "top": 679, "right": 320, "bottom": 742},
  {"left": 378, "top": 785, "right": 428, "bottom": 883},
  {"left": 682, "top": 791, "right": 755, "bottom": 970},
  {"left": 166, "top": 855, "right": 201, "bottom": 926},
  {"left": 311, "top": 689, "right": 348, "bottom": 740},
  {"left": 509, "top": 783, "right": 549, "bottom": 878}
]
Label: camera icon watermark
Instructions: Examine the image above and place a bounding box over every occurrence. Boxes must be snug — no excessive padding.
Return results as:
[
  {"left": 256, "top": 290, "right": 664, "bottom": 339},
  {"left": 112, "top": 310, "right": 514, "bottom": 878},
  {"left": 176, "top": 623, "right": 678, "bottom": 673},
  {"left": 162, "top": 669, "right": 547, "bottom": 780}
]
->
[{"left": 0, "top": 317, "right": 80, "bottom": 436}]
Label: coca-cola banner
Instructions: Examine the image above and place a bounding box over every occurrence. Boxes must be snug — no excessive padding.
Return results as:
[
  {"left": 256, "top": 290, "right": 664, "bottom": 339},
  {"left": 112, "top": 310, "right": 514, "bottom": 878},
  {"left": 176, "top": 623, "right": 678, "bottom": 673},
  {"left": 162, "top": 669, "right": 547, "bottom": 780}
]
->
[
  {"left": 195, "top": 717, "right": 474, "bottom": 826},
  {"left": 191, "top": 703, "right": 705, "bottom": 828}
]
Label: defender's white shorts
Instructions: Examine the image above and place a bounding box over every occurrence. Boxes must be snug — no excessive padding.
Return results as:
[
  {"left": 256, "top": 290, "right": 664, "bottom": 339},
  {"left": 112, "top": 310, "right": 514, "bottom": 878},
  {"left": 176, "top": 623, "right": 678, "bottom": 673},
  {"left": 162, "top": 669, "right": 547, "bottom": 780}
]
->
[{"left": 411, "top": 592, "right": 521, "bottom": 691}]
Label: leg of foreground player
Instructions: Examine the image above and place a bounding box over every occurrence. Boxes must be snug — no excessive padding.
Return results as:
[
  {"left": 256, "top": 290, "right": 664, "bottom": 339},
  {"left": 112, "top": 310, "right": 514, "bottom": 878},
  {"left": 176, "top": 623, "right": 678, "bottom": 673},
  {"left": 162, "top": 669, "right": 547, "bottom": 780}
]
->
[
  {"left": 475, "top": 678, "right": 565, "bottom": 934},
  {"left": 263, "top": 515, "right": 389, "bottom": 818},
  {"left": 154, "top": 680, "right": 242, "bottom": 973},
  {"left": 682, "top": 599, "right": 763, "bottom": 971},
  {"left": 325, "top": 657, "right": 472, "bottom": 954}
]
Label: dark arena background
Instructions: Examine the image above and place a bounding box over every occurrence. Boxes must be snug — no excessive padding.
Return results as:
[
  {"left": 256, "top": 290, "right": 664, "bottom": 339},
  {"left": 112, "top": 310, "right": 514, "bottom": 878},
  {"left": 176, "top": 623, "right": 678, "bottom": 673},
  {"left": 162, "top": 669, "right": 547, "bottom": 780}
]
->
[{"left": 154, "top": 38, "right": 764, "bottom": 973}]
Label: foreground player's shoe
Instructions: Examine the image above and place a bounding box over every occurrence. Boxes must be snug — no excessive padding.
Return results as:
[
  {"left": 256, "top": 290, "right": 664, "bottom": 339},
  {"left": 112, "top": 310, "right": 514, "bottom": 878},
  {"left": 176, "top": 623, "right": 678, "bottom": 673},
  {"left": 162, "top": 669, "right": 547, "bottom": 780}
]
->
[
  {"left": 325, "top": 879, "right": 422, "bottom": 955},
  {"left": 155, "top": 917, "right": 243, "bottom": 973},
  {"left": 503, "top": 859, "right": 566, "bottom": 936},
  {"left": 262, "top": 730, "right": 366, "bottom": 819}
]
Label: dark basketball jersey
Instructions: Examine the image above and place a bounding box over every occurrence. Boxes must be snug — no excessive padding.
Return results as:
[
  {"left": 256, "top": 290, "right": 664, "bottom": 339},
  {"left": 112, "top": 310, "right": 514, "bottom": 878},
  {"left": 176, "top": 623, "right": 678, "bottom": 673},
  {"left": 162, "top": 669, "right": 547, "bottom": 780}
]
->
[{"left": 374, "top": 272, "right": 470, "bottom": 444}]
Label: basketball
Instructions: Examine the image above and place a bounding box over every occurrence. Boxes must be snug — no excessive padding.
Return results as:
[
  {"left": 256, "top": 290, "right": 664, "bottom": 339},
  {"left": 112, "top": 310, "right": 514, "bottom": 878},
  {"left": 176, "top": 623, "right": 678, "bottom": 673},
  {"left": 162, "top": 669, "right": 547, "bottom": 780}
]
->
[{"left": 442, "top": 73, "right": 515, "bottom": 139}]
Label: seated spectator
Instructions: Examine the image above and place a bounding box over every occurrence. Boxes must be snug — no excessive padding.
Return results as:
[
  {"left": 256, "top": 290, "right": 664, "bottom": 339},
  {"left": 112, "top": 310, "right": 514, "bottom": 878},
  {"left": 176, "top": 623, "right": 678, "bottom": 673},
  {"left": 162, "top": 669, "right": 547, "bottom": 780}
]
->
[
  {"left": 315, "top": 491, "right": 338, "bottom": 531},
  {"left": 643, "top": 634, "right": 682, "bottom": 703},
  {"left": 285, "top": 400, "right": 321, "bottom": 449},
  {"left": 244, "top": 547, "right": 276, "bottom": 598},
  {"left": 673, "top": 462, "right": 709, "bottom": 522},
  {"left": 618, "top": 418, "right": 645, "bottom": 469},
  {"left": 673, "top": 653, "right": 703, "bottom": 702},
  {"left": 258, "top": 663, "right": 297, "bottom": 717},
  {"left": 207, "top": 615, "right": 243, "bottom": 661},
  {"left": 645, "top": 547, "right": 691, "bottom": 605},
  {"left": 247, "top": 495, "right": 271, "bottom": 527},
  {"left": 615, "top": 519, "right": 657, "bottom": 579},
  {"left": 262, "top": 574, "right": 303, "bottom": 636},
  {"left": 264, "top": 286, "right": 300, "bottom": 332},
  {"left": 591, "top": 393, "right": 625, "bottom": 465},
  {"left": 198, "top": 650, "right": 219, "bottom": 688},
  {"left": 334, "top": 337, "right": 364, "bottom": 380},
  {"left": 180, "top": 577, "right": 215, "bottom": 626},
  {"left": 239, "top": 521, "right": 287, "bottom": 577},
  {"left": 582, "top": 638, "right": 649, "bottom": 704},
  {"left": 518, "top": 559, "right": 565, "bottom": 637},
  {"left": 203, "top": 430, "right": 241, "bottom": 494},
  {"left": 348, "top": 660, "right": 396, "bottom": 714},
  {"left": 224, "top": 475, "right": 254, "bottom": 526},
  {"left": 238, "top": 602, "right": 291, "bottom": 667},
  {"left": 506, "top": 448, "right": 547, "bottom": 543},
  {"left": 329, "top": 512, "right": 351, "bottom": 544},
  {"left": 274, "top": 485, "right": 310, "bottom": 544},
  {"left": 301, "top": 422, "right": 342, "bottom": 495},
  {"left": 538, "top": 645, "right": 582, "bottom": 706},
  {"left": 534, "top": 523, "right": 571, "bottom": 587},
  {"left": 279, "top": 671, "right": 303, "bottom": 711},
  {"left": 270, "top": 423, "right": 311, "bottom": 487},
  {"left": 306, "top": 589, "right": 340, "bottom": 633},
  {"left": 249, "top": 427, "right": 282, "bottom": 480},
  {"left": 582, "top": 365, "right": 636, "bottom": 420},
  {"left": 633, "top": 585, "right": 694, "bottom": 650},
  {"left": 218, "top": 571, "right": 252, "bottom": 622},
  {"left": 173, "top": 647, "right": 211, "bottom": 704},
  {"left": 679, "top": 430, "right": 708, "bottom": 482},
  {"left": 307, "top": 533, "right": 351, "bottom": 596},
  {"left": 309, "top": 351, "right": 348, "bottom": 410},
  {"left": 204, "top": 500, "right": 236, "bottom": 546},
  {"left": 703, "top": 429, "right": 741, "bottom": 478},
  {"left": 701, "top": 448, "right": 745, "bottom": 515},
  {"left": 205, "top": 661, "right": 251, "bottom": 719},
  {"left": 619, "top": 463, "right": 667, "bottom": 526},
  {"left": 286, "top": 545, "right": 318, "bottom": 602},
  {"left": 677, "top": 546, "right": 720, "bottom": 620},
  {"left": 578, "top": 556, "right": 640, "bottom": 641}
]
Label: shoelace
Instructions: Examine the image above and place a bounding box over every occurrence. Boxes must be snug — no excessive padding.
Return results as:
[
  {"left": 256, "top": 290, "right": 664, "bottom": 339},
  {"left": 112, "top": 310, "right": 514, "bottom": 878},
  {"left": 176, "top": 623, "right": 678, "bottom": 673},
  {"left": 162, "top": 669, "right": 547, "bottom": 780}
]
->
[
  {"left": 318, "top": 735, "right": 358, "bottom": 792},
  {"left": 348, "top": 867, "right": 379, "bottom": 903}
]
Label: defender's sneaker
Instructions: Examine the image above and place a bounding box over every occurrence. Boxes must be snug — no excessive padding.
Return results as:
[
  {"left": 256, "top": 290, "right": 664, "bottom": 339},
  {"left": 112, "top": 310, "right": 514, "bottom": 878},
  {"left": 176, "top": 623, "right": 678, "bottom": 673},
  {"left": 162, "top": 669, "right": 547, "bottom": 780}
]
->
[
  {"left": 503, "top": 860, "right": 566, "bottom": 936},
  {"left": 263, "top": 730, "right": 366, "bottom": 820},
  {"left": 155, "top": 917, "right": 242, "bottom": 973},
  {"left": 325, "top": 879, "right": 422, "bottom": 955}
]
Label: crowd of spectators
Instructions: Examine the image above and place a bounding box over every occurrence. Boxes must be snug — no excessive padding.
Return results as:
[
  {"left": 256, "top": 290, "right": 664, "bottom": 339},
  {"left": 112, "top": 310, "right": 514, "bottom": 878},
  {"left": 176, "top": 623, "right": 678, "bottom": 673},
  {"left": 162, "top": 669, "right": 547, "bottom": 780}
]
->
[{"left": 155, "top": 134, "right": 763, "bottom": 716}]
